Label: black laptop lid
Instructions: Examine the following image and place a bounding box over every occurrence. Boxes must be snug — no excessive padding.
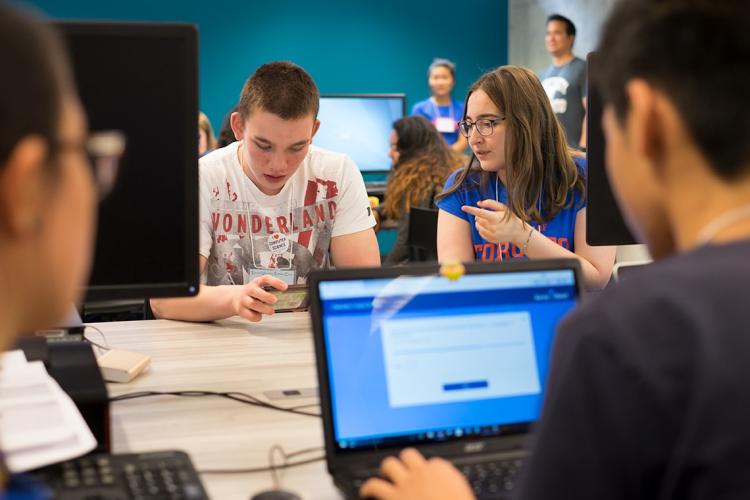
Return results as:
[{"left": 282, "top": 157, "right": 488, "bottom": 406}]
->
[{"left": 309, "top": 260, "right": 582, "bottom": 456}]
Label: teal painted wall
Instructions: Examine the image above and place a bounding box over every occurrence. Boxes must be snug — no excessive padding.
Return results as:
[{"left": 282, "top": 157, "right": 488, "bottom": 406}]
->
[{"left": 21, "top": 0, "right": 508, "bottom": 129}]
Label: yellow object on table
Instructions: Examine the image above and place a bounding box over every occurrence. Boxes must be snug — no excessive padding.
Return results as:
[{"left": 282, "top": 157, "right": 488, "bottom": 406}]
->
[{"left": 440, "top": 261, "right": 465, "bottom": 281}]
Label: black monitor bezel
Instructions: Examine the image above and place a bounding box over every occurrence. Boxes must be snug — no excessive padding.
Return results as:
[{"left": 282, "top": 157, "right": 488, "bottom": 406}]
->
[
  {"left": 55, "top": 21, "right": 200, "bottom": 301},
  {"left": 308, "top": 259, "right": 583, "bottom": 464},
  {"left": 585, "top": 52, "right": 637, "bottom": 246},
  {"left": 318, "top": 93, "right": 406, "bottom": 174}
]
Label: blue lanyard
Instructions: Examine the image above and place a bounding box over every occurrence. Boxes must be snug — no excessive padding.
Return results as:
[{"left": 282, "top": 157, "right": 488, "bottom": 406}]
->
[{"left": 430, "top": 98, "right": 455, "bottom": 120}]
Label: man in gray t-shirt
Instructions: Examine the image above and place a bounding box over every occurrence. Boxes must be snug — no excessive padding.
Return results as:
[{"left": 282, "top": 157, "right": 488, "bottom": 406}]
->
[{"left": 540, "top": 14, "right": 587, "bottom": 149}]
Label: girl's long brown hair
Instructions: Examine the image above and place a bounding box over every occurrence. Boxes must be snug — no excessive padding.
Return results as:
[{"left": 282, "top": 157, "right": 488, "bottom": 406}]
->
[
  {"left": 382, "top": 116, "right": 464, "bottom": 220},
  {"left": 436, "top": 65, "right": 585, "bottom": 224}
]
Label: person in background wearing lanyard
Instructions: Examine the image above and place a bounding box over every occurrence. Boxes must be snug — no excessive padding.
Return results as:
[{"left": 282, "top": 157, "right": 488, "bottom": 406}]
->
[
  {"left": 435, "top": 65, "right": 615, "bottom": 290},
  {"left": 360, "top": 1, "right": 750, "bottom": 499},
  {"left": 151, "top": 62, "right": 381, "bottom": 323},
  {"left": 411, "top": 58, "right": 469, "bottom": 154},
  {"left": 0, "top": 4, "right": 102, "bottom": 498}
]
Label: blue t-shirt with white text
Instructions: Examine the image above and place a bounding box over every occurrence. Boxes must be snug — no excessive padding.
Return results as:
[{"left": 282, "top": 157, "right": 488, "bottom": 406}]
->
[{"left": 437, "top": 159, "right": 586, "bottom": 261}]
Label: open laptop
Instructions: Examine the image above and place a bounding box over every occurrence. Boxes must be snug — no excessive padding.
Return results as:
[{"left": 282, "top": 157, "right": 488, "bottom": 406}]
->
[{"left": 308, "top": 259, "right": 583, "bottom": 499}]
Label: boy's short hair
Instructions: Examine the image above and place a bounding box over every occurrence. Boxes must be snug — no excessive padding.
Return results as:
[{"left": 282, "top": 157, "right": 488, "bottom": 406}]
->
[
  {"left": 238, "top": 61, "right": 319, "bottom": 120},
  {"left": 0, "top": 3, "right": 66, "bottom": 166},
  {"left": 594, "top": 0, "right": 750, "bottom": 179},
  {"left": 547, "top": 14, "right": 576, "bottom": 37}
]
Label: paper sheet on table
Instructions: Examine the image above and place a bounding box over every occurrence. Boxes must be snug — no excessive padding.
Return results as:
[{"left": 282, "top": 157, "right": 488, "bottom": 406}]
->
[{"left": 0, "top": 350, "right": 97, "bottom": 472}]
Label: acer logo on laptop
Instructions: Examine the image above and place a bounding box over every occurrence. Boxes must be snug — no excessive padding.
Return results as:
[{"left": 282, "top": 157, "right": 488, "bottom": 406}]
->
[{"left": 464, "top": 442, "right": 486, "bottom": 453}]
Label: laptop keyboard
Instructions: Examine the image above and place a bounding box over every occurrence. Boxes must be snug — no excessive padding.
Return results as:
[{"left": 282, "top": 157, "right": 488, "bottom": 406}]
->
[
  {"left": 458, "top": 457, "right": 523, "bottom": 498},
  {"left": 352, "top": 456, "right": 523, "bottom": 499}
]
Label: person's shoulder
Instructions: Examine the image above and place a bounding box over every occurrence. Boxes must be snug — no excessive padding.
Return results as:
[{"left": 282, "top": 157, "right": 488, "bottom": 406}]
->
[
  {"left": 571, "top": 254, "right": 690, "bottom": 324},
  {"left": 305, "top": 145, "right": 360, "bottom": 177},
  {"left": 443, "top": 168, "right": 461, "bottom": 189},
  {"left": 570, "top": 57, "right": 587, "bottom": 74},
  {"left": 438, "top": 168, "right": 484, "bottom": 210},
  {"left": 562, "top": 242, "right": 750, "bottom": 349},
  {"left": 411, "top": 99, "right": 431, "bottom": 115},
  {"left": 555, "top": 264, "right": 678, "bottom": 368},
  {"left": 307, "top": 144, "right": 354, "bottom": 165},
  {"left": 444, "top": 167, "right": 479, "bottom": 191},
  {"left": 200, "top": 142, "right": 238, "bottom": 176},
  {"left": 539, "top": 63, "right": 556, "bottom": 79}
]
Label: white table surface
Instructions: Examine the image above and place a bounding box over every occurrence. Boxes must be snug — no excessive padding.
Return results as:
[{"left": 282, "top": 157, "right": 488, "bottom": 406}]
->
[{"left": 91, "top": 313, "right": 343, "bottom": 500}]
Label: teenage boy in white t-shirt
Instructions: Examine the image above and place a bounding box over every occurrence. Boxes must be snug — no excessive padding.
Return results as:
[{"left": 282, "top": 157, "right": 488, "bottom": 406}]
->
[{"left": 151, "top": 62, "right": 380, "bottom": 322}]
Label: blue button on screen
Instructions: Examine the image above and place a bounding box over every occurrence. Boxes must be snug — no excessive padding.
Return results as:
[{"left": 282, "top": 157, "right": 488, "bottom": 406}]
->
[{"left": 443, "top": 381, "right": 489, "bottom": 392}]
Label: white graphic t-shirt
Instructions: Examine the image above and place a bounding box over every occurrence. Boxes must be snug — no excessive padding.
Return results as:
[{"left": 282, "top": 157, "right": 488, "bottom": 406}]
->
[{"left": 199, "top": 142, "right": 376, "bottom": 286}]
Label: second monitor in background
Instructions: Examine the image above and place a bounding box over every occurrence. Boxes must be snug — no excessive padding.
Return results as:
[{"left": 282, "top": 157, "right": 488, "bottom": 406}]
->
[{"left": 314, "top": 94, "right": 405, "bottom": 173}]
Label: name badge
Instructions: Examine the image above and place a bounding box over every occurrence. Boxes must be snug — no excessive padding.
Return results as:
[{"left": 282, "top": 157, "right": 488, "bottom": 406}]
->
[
  {"left": 435, "top": 116, "right": 457, "bottom": 133},
  {"left": 247, "top": 268, "right": 296, "bottom": 285}
]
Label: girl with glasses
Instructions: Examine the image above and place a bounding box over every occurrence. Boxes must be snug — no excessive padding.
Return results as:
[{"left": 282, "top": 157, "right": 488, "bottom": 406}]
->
[{"left": 435, "top": 65, "right": 615, "bottom": 289}]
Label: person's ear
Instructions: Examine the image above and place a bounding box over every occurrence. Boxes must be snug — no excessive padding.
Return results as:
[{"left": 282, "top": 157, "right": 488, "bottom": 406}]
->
[
  {"left": 230, "top": 111, "right": 245, "bottom": 141},
  {"left": 310, "top": 119, "right": 321, "bottom": 141},
  {"left": 0, "top": 136, "right": 48, "bottom": 237},
  {"left": 625, "top": 79, "right": 668, "bottom": 180}
]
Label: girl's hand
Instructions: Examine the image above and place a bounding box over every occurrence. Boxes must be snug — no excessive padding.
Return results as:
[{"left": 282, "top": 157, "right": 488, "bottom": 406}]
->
[{"left": 461, "top": 199, "right": 527, "bottom": 245}]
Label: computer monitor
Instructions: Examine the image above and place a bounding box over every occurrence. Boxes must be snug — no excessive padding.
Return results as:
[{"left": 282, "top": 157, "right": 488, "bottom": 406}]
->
[
  {"left": 314, "top": 94, "right": 406, "bottom": 173},
  {"left": 585, "top": 52, "right": 637, "bottom": 246},
  {"left": 57, "top": 22, "right": 200, "bottom": 301}
]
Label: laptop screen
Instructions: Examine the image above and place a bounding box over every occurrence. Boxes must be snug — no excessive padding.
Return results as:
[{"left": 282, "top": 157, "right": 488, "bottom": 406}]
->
[{"left": 316, "top": 266, "right": 579, "bottom": 452}]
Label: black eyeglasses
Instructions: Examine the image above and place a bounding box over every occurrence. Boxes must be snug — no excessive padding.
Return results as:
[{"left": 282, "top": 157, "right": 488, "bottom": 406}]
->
[
  {"left": 54, "top": 131, "right": 126, "bottom": 200},
  {"left": 458, "top": 117, "right": 506, "bottom": 138}
]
